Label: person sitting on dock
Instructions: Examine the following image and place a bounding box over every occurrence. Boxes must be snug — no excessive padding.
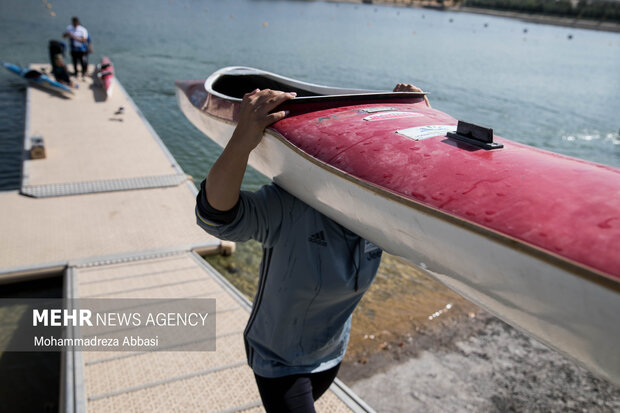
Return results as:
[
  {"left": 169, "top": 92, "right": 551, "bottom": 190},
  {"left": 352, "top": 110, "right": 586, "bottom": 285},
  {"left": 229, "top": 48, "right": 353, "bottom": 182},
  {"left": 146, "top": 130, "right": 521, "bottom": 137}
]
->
[
  {"left": 51, "top": 54, "right": 75, "bottom": 88},
  {"left": 196, "top": 83, "right": 427, "bottom": 412},
  {"left": 62, "top": 17, "right": 89, "bottom": 78}
]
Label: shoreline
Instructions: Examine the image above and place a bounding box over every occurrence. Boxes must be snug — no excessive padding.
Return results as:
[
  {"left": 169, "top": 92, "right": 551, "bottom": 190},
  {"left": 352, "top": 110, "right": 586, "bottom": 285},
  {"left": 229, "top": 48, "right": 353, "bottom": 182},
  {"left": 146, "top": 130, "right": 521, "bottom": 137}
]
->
[
  {"left": 451, "top": 6, "right": 620, "bottom": 33},
  {"left": 329, "top": 0, "right": 620, "bottom": 33}
]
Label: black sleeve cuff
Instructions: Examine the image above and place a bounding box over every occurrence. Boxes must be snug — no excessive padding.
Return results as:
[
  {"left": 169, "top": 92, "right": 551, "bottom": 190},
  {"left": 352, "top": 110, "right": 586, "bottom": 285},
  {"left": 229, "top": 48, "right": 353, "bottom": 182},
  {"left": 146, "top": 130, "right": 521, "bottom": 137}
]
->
[{"left": 196, "top": 179, "right": 241, "bottom": 225}]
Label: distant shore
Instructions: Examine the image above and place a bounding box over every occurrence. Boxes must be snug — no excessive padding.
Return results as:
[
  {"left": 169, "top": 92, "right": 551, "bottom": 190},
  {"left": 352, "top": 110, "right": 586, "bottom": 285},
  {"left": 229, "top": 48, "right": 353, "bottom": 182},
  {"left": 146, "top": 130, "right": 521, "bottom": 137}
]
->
[
  {"left": 452, "top": 5, "right": 620, "bottom": 33},
  {"left": 328, "top": 0, "right": 620, "bottom": 33}
]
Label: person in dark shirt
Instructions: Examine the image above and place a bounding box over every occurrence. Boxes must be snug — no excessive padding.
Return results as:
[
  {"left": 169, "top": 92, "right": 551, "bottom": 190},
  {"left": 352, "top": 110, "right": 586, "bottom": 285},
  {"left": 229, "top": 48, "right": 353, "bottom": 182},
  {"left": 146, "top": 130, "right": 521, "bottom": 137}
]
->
[{"left": 51, "top": 54, "right": 74, "bottom": 87}]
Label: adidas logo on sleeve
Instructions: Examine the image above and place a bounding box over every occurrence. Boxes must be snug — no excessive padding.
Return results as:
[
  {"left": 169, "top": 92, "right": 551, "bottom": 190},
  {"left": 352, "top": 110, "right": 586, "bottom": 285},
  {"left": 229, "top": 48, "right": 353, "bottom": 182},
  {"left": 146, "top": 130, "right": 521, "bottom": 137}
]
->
[{"left": 308, "top": 231, "right": 327, "bottom": 246}]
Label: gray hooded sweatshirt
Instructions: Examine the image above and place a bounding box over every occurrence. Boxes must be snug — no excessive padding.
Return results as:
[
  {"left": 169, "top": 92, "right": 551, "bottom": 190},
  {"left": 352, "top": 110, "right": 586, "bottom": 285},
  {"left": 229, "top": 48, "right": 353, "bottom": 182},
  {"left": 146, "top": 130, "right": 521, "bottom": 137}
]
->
[{"left": 196, "top": 181, "right": 382, "bottom": 378}]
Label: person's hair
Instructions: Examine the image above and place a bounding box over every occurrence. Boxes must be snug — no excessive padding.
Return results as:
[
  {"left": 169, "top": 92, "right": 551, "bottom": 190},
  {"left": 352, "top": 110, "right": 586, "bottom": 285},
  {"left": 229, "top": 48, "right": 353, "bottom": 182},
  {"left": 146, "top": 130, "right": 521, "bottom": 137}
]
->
[{"left": 72, "top": 16, "right": 80, "bottom": 24}]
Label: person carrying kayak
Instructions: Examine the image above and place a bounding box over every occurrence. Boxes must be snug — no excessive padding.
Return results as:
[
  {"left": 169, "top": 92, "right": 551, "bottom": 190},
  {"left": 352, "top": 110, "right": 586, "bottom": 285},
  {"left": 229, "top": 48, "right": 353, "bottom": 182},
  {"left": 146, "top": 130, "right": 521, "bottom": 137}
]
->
[{"left": 195, "top": 83, "right": 428, "bottom": 412}]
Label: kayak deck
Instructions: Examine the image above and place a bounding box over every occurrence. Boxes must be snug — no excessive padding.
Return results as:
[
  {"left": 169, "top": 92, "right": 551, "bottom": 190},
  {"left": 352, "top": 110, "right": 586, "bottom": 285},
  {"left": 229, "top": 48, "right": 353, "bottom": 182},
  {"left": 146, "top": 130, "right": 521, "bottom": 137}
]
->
[
  {"left": 180, "top": 66, "right": 620, "bottom": 281},
  {"left": 274, "top": 102, "right": 620, "bottom": 281}
]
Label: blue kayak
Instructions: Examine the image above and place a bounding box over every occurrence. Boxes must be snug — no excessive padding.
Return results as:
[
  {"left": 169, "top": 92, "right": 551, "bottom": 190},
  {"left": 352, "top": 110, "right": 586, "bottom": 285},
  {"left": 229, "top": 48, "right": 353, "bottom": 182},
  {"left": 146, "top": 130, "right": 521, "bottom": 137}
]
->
[{"left": 2, "top": 62, "right": 74, "bottom": 95}]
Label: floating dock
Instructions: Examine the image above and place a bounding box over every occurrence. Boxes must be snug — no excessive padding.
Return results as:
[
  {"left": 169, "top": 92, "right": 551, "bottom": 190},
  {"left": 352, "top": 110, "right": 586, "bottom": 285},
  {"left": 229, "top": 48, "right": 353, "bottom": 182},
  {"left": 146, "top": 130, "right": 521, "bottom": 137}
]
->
[{"left": 0, "top": 65, "right": 374, "bottom": 413}]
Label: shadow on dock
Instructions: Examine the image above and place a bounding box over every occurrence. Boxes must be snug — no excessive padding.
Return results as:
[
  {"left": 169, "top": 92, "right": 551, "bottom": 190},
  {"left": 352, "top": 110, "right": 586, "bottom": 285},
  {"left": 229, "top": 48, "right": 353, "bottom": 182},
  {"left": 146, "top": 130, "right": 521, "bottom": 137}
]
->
[{"left": 89, "top": 82, "right": 107, "bottom": 103}]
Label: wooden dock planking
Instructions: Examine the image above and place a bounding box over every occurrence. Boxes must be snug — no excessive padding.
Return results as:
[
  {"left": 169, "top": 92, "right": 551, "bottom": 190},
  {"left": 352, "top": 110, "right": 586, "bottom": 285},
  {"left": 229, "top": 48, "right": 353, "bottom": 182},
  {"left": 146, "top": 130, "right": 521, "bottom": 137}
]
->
[
  {"left": 0, "top": 185, "right": 216, "bottom": 271},
  {"left": 0, "top": 65, "right": 217, "bottom": 274},
  {"left": 24, "top": 65, "right": 181, "bottom": 187},
  {"left": 70, "top": 253, "right": 362, "bottom": 412}
]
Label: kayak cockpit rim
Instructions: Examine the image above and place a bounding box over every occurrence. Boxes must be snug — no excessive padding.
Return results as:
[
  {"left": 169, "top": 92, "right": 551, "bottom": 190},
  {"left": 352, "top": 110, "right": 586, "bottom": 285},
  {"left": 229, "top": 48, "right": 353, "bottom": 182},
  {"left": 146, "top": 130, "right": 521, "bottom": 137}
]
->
[{"left": 204, "top": 66, "right": 427, "bottom": 103}]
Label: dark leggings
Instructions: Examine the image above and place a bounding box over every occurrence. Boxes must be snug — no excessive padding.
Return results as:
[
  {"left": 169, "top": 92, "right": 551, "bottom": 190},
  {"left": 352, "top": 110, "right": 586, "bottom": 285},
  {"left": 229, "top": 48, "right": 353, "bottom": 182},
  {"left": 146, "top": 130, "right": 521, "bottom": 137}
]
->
[
  {"left": 254, "top": 363, "right": 341, "bottom": 413},
  {"left": 71, "top": 51, "right": 88, "bottom": 76}
]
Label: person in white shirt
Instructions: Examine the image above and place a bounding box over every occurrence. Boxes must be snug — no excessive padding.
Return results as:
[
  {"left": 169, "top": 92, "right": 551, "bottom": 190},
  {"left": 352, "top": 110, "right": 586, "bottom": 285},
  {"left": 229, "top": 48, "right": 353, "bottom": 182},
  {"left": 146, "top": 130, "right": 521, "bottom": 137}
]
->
[{"left": 62, "top": 17, "right": 89, "bottom": 78}]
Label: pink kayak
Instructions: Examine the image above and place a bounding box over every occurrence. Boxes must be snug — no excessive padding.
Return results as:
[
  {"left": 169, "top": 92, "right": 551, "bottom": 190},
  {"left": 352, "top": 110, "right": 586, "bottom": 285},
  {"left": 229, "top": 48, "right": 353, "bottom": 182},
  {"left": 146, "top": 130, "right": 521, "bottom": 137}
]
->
[
  {"left": 176, "top": 66, "right": 620, "bottom": 385},
  {"left": 95, "top": 56, "right": 114, "bottom": 97}
]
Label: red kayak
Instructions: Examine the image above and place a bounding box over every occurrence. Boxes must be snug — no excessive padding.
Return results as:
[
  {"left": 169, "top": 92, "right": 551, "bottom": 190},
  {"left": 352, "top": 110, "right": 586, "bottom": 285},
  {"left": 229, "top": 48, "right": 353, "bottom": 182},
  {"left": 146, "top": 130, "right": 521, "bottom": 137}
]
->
[
  {"left": 176, "top": 67, "right": 620, "bottom": 385},
  {"left": 95, "top": 56, "right": 114, "bottom": 97}
]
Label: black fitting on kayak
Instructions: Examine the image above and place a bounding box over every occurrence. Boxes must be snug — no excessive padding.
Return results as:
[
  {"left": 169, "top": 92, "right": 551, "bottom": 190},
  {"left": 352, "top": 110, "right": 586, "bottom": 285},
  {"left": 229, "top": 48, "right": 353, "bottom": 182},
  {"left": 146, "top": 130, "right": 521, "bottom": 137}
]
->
[{"left": 447, "top": 121, "right": 504, "bottom": 150}]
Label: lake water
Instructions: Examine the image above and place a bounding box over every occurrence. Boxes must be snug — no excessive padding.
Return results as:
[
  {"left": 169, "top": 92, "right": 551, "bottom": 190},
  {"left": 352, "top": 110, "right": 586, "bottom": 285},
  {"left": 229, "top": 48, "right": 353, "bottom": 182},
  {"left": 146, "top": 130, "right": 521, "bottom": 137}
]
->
[{"left": 0, "top": 0, "right": 618, "bottom": 192}]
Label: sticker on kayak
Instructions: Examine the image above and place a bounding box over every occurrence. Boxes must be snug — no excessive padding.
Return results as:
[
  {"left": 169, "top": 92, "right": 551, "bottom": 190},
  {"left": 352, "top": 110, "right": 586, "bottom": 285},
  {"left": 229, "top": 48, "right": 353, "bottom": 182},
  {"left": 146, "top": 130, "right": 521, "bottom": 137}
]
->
[
  {"left": 361, "top": 107, "right": 397, "bottom": 113},
  {"left": 396, "top": 125, "right": 456, "bottom": 141},
  {"left": 363, "top": 111, "right": 423, "bottom": 122}
]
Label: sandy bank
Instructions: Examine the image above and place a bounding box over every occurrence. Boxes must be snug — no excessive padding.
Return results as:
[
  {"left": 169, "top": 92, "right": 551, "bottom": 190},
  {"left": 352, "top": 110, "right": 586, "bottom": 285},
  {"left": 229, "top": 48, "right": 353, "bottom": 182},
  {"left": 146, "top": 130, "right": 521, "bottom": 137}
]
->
[{"left": 343, "top": 312, "right": 620, "bottom": 412}]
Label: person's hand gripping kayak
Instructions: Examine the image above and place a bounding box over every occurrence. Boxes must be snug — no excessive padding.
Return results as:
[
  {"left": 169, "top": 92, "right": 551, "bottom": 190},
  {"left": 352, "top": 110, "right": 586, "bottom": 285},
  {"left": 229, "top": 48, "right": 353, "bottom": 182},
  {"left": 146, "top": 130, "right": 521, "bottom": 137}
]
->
[
  {"left": 233, "top": 89, "right": 297, "bottom": 151},
  {"left": 205, "top": 89, "right": 296, "bottom": 211}
]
